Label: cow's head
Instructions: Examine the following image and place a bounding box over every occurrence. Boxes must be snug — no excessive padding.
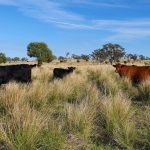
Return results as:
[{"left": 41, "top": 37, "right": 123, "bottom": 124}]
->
[
  {"left": 30, "top": 64, "right": 37, "bottom": 68},
  {"left": 68, "top": 67, "right": 76, "bottom": 72},
  {"left": 113, "top": 64, "right": 125, "bottom": 75}
]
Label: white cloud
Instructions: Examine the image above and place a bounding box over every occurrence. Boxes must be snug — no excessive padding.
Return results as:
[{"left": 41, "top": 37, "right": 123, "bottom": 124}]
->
[
  {"left": 52, "top": 0, "right": 129, "bottom": 8},
  {"left": 0, "top": 0, "right": 84, "bottom": 22},
  {"left": 93, "top": 19, "right": 150, "bottom": 40},
  {"left": 0, "top": 0, "right": 150, "bottom": 40}
]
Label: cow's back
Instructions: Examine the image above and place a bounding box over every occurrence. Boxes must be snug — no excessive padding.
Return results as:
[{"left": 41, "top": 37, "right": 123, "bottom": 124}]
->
[
  {"left": 53, "top": 68, "right": 74, "bottom": 78},
  {"left": 53, "top": 68, "right": 65, "bottom": 78},
  {"left": 122, "top": 65, "right": 150, "bottom": 83},
  {"left": 0, "top": 64, "right": 34, "bottom": 84}
]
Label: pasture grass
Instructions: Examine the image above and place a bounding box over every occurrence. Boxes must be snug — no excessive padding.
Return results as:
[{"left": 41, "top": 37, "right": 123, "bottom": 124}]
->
[
  {"left": 87, "top": 66, "right": 121, "bottom": 97},
  {"left": 0, "top": 62, "right": 149, "bottom": 149},
  {"left": 136, "top": 81, "right": 150, "bottom": 102}
]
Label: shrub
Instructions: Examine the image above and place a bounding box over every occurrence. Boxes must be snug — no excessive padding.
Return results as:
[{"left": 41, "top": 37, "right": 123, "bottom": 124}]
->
[{"left": 123, "top": 60, "right": 127, "bottom": 64}]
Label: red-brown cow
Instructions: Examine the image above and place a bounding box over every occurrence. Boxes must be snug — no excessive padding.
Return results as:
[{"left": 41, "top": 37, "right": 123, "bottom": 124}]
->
[{"left": 113, "top": 64, "right": 150, "bottom": 84}]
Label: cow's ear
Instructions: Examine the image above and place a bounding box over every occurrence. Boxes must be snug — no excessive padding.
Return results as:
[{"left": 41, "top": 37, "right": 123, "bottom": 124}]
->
[{"left": 113, "top": 65, "right": 116, "bottom": 68}]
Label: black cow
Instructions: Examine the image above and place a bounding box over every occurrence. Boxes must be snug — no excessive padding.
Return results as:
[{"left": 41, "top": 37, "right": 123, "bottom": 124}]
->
[
  {"left": 0, "top": 64, "right": 36, "bottom": 84},
  {"left": 53, "top": 67, "right": 76, "bottom": 79}
]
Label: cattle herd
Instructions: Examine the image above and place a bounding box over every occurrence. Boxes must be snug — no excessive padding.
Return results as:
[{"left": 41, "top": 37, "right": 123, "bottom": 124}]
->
[
  {"left": 0, "top": 63, "right": 149, "bottom": 85},
  {"left": 0, "top": 64, "right": 76, "bottom": 85}
]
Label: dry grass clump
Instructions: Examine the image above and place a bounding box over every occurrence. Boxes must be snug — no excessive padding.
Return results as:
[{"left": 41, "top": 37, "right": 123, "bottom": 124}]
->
[
  {"left": 47, "top": 72, "right": 88, "bottom": 105},
  {"left": 136, "top": 107, "right": 150, "bottom": 149},
  {"left": 64, "top": 103, "right": 90, "bottom": 149},
  {"left": 119, "top": 78, "right": 138, "bottom": 99},
  {"left": 0, "top": 82, "right": 27, "bottom": 113},
  {"left": 0, "top": 103, "right": 65, "bottom": 149},
  {"left": 32, "top": 65, "right": 53, "bottom": 82},
  {"left": 135, "top": 81, "right": 150, "bottom": 102},
  {"left": 0, "top": 104, "right": 48, "bottom": 149},
  {"left": 38, "top": 124, "right": 65, "bottom": 150},
  {"left": 26, "top": 81, "right": 50, "bottom": 110},
  {"left": 88, "top": 68, "right": 120, "bottom": 96},
  {"left": 65, "top": 102, "right": 90, "bottom": 136},
  {"left": 90, "top": 93, "right": 137, "bottom": 149}
]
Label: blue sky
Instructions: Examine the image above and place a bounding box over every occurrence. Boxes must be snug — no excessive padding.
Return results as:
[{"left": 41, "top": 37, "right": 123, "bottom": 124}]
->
[{"left": 0, "top": 0, "right": 150, "bottom": 58}]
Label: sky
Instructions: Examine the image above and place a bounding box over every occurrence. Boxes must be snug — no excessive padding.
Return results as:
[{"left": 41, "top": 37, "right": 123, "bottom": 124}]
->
[{"left": 0, "top": 0, "right": 150, "bottom": 58}]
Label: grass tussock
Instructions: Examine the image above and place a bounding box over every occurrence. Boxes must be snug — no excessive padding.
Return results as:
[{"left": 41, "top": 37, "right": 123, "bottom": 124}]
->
[
  {"left": 88, "top": 68, "right": 120, "bottom": 97},
  {"left": 91, "top": 93, "right": 136, "bottom": 149},
  {"left": 136, "top": 107, "right": 150, "bottom": 149},
  {"left": 26, "top": 81, "right": 50, "bottom": 110},
  {"left": 0, "top": 82, "right": 26, "bottom": 113},
  {"left": 136, "top": 81, "right": 150, "bottom": 102}
]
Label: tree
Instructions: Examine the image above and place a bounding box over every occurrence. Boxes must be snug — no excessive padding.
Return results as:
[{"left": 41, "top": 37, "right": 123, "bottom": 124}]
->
[
  {"left": 132, "top": 54, "right": 138, "bottom": 61},
  {"left": 80, "top": 54, "right": 90, "bottom": 61},
  {"left": 0, "top": 53, "right": 7, "bottom": 63},
  {"left": 58, "top": 56, "right": 67, "bottom": 62},
  {"left": 91, "top": 43, "right": 126, "bottom": 63},
  {"left": 71, "top": 54, "right": 81, "bottom": 63},
  {"left": 71, "top": 54, "right": 81, "bottom": 60},
  {"left": 127, "top": 54, "right": 137, "bottom": 61},
  {"left": 91, "top": 49, "right": 107, "bottom": 62},
  {"left": 66, "top": 52, "right": 70, "bottom": 58},
  {"left": 21, "top": 57, "right": 28, "bottom": 61},
  {"left": 139, "top": 55, "right": 145, "bottom": 60},
  {"left": 102, "top": 43, "right": 126, "bottom": 62},
  {"left": 12, "top": 57, "right": 20, "bottom": 62},
  {"left": 27, "top": 42, "right": 53, "bottom": 65},
  {"left": 6, "top": 57, "right": 12, "bottom": 62}
]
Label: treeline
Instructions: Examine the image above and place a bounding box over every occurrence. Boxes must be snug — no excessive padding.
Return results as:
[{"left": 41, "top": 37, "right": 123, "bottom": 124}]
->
[
  {"left": 59, "top": 43, "right": 149, "bottom": 64},
  {"left": 0, "top": 42, "right": 149, "bottom": 64},
  {"left": 0, "top": 53, "right": 29, "bottom": 63}
]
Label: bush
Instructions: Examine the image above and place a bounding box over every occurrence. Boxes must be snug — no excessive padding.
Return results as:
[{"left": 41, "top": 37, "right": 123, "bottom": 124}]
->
[
  {"left": 60, "top": 59, "right": 67, "bottom": 63},
  {"left": 105, "top": 61, "right": 108, "bottom": 64},
  {"left": 124, "top": 61, "right": 127, "bottom": 64},
  {"left": 77, "top": 59, "right": 80, "bottom": 63}
]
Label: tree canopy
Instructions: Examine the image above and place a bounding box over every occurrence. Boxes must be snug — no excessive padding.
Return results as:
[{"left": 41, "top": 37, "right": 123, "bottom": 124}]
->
[
  {"left": 27, "top": 42, "right": 53, "bottom": 65},
  {"left": 12, "top": 57, "right": 20, "bottom": 61},
  {"left": 91, "top": 43, "right": 126, "bottom": 63},
  {"left": 0, "top": 52, "right": 6, "bottom": 63},
  {"left": 80, "top": 54, "right": 90, "bottom": 61}
]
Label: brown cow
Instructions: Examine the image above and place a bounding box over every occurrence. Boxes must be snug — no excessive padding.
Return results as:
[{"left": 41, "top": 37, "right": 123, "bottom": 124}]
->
[{"left": 113, "top": 64, "right": 150, "bottom": 84}]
